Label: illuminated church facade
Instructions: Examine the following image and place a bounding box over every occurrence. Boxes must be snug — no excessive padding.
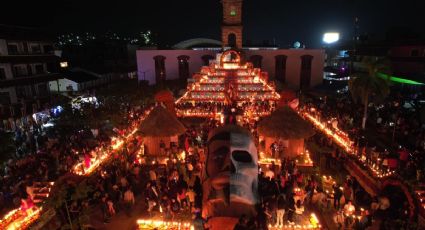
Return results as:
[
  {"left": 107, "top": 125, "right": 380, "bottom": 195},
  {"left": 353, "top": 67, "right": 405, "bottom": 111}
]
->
[{"left": 136, "top": 0, "right": 325, "bottom": 90}]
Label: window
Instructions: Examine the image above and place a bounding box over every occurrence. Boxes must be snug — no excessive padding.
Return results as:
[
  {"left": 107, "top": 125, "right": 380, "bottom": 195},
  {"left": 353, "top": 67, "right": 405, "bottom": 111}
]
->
[
  {"left": 23, "top": 42, "right": 28, "bottom": 53},
  {"left": 13, "top": 65, "right": 27, "bottom": 77},
  {"left": 153, "top": 55, "right": 166, "bottom": 86},
  {"left": 35, "top": 64, "right": 44, "bottom": 74},
  {"left": 177, "top": 55, "right": 190, "bottom": 80},
  {"left": 31, "top": 44, "right": 41, "bottom": 54},
  {"left": 7, "top": 44, "right": 18, "bottom": 54},
  {"left": 0, "top": 92, "right": 10, "bottom": 105},
  {"left": 0, "top": 68, "right": 6, "bottom": 80},
  {"left": 300, "top": 55, "right": 313, "bottom": 90},
  {"left": 227, "top": 33, "right": 236, "bottom": 48},
  {"left": 15, "top": 86, "right": 28, "bottom": 98},
  {"left": 301, "top": 55, "right": 313, "bottom": 70},
  {"left": 43, "top": 45, "right": 53, "bottom": 54},
  {"left": 275, "top": 55, "right": 287, "bottom": 82}
]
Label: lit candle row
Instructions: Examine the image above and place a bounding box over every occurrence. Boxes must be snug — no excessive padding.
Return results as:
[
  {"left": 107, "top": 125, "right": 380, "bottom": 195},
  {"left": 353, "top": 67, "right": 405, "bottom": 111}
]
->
[
  {"left": 268, "top": 213, "right": 321, "bottom": 229},
  {"left": 0, "top": 207, "right": 42, "bottom": 230},
  {"left": 72, "top": 108, "right": 152, "bottom": 176},
  {"left": 137, "top": 219, "right": 194, "bottom": 230},
  {"left": 300, "top": 108, "right": 395, "bottom": 178}
]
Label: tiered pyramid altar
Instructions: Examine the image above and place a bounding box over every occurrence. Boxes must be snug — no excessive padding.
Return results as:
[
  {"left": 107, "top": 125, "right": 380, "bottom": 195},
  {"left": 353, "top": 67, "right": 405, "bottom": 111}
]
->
[{"left": 176, "top": 50, "right": 280, "bottom": 119}]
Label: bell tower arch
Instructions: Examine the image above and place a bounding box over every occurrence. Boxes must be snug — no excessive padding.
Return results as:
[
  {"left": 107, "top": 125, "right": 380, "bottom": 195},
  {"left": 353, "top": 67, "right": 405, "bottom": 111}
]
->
[{"left": 221, "top": 0, "right": 243, "bottom": 49}]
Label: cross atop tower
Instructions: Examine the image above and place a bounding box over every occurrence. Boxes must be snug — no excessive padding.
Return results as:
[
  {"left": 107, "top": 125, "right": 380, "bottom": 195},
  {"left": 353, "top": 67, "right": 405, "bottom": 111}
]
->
[{"left": 221, "top": 0, "right": 243, "bottom": 49}]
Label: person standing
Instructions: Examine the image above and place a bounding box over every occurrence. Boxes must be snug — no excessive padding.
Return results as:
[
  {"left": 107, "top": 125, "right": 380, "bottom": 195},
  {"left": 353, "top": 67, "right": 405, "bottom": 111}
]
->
[
  {"left": 170, "top": 198, "right": 180, "bottom": 220},
  {"left": 276, "top": 195, "right": 286, "bottom": 227},
  {"left": 107, "top": 198, "right": 116, "bottom": 216},
  {"left": 186, "top": 187, "right": 196, "bottom": 211},
  {"left": 294, "top": 200, "right": 304, "bottom": 223},
  {"left": 145, "top": 182, "right": 158, "bottom": 215},
  {"left": 287, "top": 193, "right": 296, "bottom": 224},
  {"left": 333, "top": 210, "right": 344, "bottom": 229},
  {"left": 234, "top": 215, "right": 248, "bottom": 230},
  {"left": 193, "top": 212, "right": 206, "bottom": 230},
  {"left": 333, "top": 184, "right": 342, "bottom": 210},
  {"left": 123, "top": 186, "right": 135, "bottom": 217},
  {"left": 101, "top": 196, "right": 110, "bottom": 224}
]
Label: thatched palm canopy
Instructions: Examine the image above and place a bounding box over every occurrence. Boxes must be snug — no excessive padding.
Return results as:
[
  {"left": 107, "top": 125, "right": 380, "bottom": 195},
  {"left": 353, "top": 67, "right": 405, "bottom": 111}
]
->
[
  {"left": 257, "top": 106, "right": 314, "bottom": 139},
  {"left": 139, "top": 105, "right": 186, "bottom": 137}
]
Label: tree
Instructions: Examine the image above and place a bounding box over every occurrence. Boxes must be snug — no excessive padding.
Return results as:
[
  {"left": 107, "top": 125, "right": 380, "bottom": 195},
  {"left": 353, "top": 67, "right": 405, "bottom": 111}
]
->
[
  {"left": 348, "top": 57, "right": 391, "bottom": 130},
  {"left": 46, "top": 179, "right": 93, "bottom": 230}
]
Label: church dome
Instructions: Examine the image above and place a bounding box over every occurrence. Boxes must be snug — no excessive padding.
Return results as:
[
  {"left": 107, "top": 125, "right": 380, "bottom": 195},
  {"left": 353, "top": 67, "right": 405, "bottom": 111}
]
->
[{"left": 172, "top": 38, "right": 222, "bottom": 49}]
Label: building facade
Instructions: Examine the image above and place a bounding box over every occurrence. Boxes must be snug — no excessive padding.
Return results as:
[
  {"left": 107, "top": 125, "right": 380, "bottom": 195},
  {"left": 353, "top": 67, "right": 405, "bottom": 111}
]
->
[
  {"left": 48, "top": 68, "right": 119, "bottom": 93},
  {"left": 389, "top": 44, "right": 425, "bottom": 77},
  {"left": 325, "top": 40, "right": 425, "bottom": 91},
  {"left": 136, "top": 0, "right": 324, "bottom": 89},
  {"left": 0, "top": 25, "right": 60, "bottom": 118},
  {"left": 137, "top": 48, "right": 324, "bottom": 89}
]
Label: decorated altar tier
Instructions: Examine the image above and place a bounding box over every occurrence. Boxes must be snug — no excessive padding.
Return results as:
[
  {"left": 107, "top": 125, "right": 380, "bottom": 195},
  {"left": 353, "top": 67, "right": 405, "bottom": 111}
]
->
[{"left": 176, "top": 49, "right": 280, "bottom": 118}]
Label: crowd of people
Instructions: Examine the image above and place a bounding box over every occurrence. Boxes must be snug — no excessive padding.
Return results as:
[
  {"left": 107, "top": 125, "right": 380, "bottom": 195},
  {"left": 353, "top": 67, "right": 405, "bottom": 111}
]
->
[
  {"left": 301, "top": 93, "right": 425, "bottom": 184},
  {"left": 299, "top": 91, "right": 424, "bottom": 229},
  {"left": 0, "top": 95, "right": 148, "bottom": 220},
  {"left": 0, "top": 114, "right": 109, "bottom": 216},
  {"left": 2, "top": 84, "right": 423, "bottom": 230}
]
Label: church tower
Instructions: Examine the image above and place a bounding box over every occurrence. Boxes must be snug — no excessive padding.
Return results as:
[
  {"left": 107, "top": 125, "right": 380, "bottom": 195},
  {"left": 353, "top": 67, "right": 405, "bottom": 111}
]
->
[{"left": 221, "top": 0, "right": 243, "bottom": 49}]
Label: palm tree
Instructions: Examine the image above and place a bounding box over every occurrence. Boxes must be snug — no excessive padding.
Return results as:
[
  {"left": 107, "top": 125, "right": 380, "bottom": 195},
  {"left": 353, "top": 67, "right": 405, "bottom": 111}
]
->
[{"left": 348, "top": 57, "right": 391, "bottom": 130}]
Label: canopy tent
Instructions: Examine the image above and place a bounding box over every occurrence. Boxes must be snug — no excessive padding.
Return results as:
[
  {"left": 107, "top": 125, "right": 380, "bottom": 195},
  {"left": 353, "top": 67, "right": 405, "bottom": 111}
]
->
[{"left": 257, "top": 106, "right": 314, "bottom": 158}]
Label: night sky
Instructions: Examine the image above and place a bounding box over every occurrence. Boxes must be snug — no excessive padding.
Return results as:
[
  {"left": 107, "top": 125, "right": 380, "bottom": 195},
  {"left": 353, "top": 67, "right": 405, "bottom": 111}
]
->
[{"left": 1, "top": 0, "right": 424, "bottom": 48}]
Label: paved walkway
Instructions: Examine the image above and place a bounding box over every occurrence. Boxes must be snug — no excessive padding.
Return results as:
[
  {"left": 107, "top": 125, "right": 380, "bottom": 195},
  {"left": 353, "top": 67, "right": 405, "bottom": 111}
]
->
[{"left": 89, "top": 196, "right": 147, "bottom": 230}]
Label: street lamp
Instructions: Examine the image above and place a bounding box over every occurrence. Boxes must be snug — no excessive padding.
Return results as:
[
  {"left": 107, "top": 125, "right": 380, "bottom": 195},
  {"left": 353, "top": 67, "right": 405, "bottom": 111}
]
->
[{"left": 323, "top": 32, "right": 340, "bottom": 44}]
